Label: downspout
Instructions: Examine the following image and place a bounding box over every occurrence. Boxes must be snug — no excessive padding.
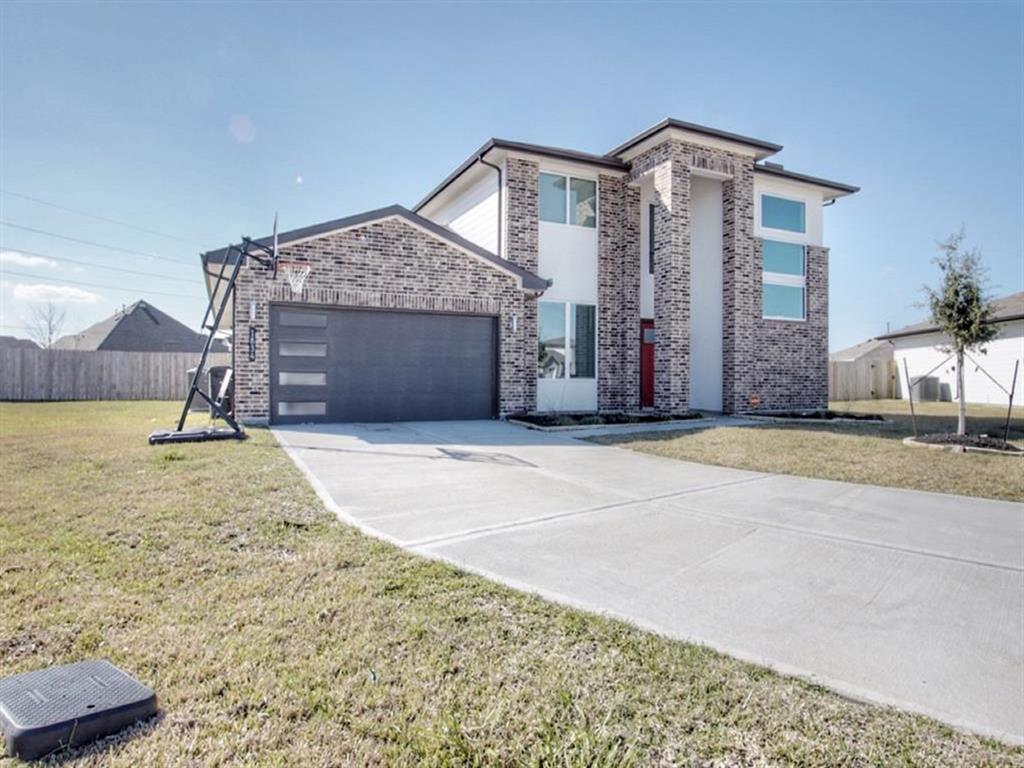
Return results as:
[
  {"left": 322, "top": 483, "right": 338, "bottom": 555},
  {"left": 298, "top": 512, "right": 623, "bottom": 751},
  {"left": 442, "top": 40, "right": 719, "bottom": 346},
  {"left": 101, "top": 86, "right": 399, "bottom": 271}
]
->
[{"left": 479, "top": 153, "right": 503, "bottom": 258}]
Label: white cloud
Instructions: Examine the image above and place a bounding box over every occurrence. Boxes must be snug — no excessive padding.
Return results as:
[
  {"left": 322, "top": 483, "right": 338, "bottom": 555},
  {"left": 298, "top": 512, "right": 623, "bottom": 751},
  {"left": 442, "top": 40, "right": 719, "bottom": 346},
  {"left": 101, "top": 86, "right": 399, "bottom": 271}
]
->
[
  {"left": 229, "top": 114, "right": 256, "bottom": 143},
  {"left": 0, "top": 249, "right": 58, "bottom": 269},
  {"left": 13, "top": 283, "right": 99, "bottom": 303}
]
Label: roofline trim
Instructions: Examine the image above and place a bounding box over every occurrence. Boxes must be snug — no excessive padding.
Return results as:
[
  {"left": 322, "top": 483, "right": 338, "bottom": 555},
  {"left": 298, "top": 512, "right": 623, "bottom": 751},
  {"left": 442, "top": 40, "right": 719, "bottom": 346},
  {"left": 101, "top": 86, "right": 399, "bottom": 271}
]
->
[
  {"left": 607, "top": 118, "right": 784, "bottom": 158},
  {"left": 413, "top": 138, "right": 627, "bottom": 213},
  {"left": 878, "top": 313, "right": 1024, "bottom": 341},
  {"left": 754, "top": 164, "right": 860, "bottom": 195},
  {"left": 202, "top": 204, "right": 549, "bottom": 293}
]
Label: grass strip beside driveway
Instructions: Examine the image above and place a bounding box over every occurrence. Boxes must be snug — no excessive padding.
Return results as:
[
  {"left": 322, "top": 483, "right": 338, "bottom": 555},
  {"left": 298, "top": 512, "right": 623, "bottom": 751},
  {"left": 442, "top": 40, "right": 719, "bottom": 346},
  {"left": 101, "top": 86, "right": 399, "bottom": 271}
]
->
[
  {"left": 593, "top": 400, "right": 1023, "bottom": 502},
  {"left": 1, "top": 401, "right": 1021, "bottom": 766}
]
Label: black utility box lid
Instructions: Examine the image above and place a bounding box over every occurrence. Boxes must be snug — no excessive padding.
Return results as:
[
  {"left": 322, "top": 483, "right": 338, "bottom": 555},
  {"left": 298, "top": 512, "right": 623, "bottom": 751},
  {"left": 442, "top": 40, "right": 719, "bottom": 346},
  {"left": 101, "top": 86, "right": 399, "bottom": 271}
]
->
[{"left": 0, "top": 659, "right": 157, "bottom": 760}]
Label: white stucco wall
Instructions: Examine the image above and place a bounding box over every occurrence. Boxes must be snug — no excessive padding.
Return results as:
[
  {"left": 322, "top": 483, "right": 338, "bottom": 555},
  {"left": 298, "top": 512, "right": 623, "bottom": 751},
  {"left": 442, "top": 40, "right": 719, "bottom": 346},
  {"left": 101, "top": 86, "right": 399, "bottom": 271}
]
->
[
  {"left": 892, "top": 320, "right": 1024, "bottom": 405},
  {"left": 536, "top": 165, "right": 599, "bottom": 412},
  {"left": 689, "top": 175, "right": 724, "bottom": 411},
  {"left": 429, "top": 173, "right": 499, "bottom": 254}
]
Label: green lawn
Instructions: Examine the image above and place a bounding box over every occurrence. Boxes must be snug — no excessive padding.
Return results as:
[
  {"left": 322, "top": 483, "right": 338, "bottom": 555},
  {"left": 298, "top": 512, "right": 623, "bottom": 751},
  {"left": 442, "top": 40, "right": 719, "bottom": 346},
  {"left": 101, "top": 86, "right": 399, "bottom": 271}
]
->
[
  {"left": 593, "top": 400, "right": 1023, "bottom": 502},
  {"left": 1, "top": 402, "right": 1022, "bottom": 766}
]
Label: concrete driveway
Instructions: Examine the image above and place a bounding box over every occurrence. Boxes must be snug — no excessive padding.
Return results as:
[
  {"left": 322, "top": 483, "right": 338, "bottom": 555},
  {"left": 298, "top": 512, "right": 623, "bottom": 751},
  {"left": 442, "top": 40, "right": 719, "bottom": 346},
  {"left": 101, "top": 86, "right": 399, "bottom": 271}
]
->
[{"left": 273, "top": 420, "right": 1024, "bottom": 743}]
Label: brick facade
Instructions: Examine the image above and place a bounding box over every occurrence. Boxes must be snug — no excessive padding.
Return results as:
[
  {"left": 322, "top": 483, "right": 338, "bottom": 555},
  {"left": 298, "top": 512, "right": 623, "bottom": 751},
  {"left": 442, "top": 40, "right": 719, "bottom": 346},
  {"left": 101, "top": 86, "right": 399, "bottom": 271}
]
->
[
  {"left": 621, "top": 138, "right": 828, "bottom": 414},
  {"left": 231, "top": 133, "right": 833, "bottom": 423},
  {"left": 232, "top": 217, "right": 532, "bottom": 423}
]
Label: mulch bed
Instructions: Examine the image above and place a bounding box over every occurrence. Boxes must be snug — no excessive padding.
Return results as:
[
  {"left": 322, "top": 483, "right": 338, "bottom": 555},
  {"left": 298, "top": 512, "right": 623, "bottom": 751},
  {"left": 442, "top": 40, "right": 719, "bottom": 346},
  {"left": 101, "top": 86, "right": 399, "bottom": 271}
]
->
[
  {"left": 752, "top": 410, "right": 886, "bottom": 422},
  {"left": 916, "top": 433, "right": 1022, "bottom": 453},
  {"left": 509, "top": 412, "right": 702, "bottom": 428}
]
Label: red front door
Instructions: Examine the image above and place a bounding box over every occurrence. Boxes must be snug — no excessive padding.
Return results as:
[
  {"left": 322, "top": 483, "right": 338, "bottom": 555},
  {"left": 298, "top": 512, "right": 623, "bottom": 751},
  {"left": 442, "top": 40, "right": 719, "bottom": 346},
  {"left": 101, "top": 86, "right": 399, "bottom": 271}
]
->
[{"left": 640, "top": 320, "right": 655, "bottom": 408}]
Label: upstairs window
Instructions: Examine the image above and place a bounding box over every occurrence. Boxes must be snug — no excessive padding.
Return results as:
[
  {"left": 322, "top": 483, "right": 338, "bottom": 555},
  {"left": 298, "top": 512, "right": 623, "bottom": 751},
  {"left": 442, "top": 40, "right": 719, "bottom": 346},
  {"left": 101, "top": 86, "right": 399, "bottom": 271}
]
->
[
  {"left": 761, "top": 194, "right": 805, "bottom": 233},
  {"left": 762, "top": 240, "right": 806, "bottom": 321},
  {"left": 539, "top": 172, "right": 597, "bottom": 228}
]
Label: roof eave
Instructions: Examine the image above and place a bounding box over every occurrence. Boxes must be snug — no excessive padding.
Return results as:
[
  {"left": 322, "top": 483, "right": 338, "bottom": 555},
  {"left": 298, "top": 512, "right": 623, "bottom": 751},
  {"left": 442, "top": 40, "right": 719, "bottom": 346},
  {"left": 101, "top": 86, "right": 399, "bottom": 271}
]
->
[
  {"left": 413, "top": 138, "right": 627, "bottom": 214},
  {"left": 878, "top": 313, "right": 1023, "bottom": 340},
  {"left": 607, "top": 118, "right": 784, "bottom": 160},
  {"left": 754, "top": 164, "right": 860, "bottom": 198}
]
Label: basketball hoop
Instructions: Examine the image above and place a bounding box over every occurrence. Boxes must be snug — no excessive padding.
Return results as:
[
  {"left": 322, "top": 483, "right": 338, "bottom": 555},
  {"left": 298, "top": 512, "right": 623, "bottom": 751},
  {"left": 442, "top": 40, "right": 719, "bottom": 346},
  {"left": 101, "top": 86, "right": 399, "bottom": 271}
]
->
[{"left": 277, "top": 260, "right": 311, "bottom": 294}]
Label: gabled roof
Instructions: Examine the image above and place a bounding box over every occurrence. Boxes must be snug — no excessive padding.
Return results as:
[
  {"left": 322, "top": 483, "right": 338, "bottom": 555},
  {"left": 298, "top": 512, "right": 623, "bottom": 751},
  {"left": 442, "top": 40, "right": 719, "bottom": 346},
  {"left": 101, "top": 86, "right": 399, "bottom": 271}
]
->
[
  {"left": 203, "top": 204, "right": 549, "bottom": 292},
  {"left": 606, "top": 117, "right": 784, "bottom": 158},
  {"left": 829, "top": 338, "right": 892, "bottom": 362},
  {"left": 877, "top": 291, "right": 1024, "bottom": 340},
  {"left": 0, "top": 335, "right": 39, "bottom": 350},
  {"left": 51, "top": 300, "right": 225, "bottom": 352}
]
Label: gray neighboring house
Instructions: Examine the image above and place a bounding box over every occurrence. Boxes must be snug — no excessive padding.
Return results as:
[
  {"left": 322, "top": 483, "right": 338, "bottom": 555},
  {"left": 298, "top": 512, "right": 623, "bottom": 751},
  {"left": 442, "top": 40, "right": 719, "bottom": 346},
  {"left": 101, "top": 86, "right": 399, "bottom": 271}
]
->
[
  {"left": 202, "top": 117, "right": 858, "bottom": 425},
  {"left": 830, "top": 338, "right": 892, "bottom": 363},
  {"left": 0, "top": 336, "right": 40, "bottom": 351},
  {"left": 52, "top": 300, "right": 227, "bottom": 353}
]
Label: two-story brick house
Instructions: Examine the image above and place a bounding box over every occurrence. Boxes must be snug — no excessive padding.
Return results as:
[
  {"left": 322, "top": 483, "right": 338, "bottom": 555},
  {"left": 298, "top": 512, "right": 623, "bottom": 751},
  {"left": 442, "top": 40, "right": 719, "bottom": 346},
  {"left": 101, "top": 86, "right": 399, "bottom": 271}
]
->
[{"left": 203, "top": 118, "right": 857, "bottom": 424}]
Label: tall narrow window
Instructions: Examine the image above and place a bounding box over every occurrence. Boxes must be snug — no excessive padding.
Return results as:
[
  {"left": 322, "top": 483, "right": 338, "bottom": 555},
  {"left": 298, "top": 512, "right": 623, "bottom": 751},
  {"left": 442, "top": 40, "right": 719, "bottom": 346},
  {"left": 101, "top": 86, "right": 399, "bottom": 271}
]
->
[
  {"left": 538, "top": 302, "right": 566, "bottom": 378},
  {"left": 762, "top": 240, "right": 806, "bottom": 320},
  {"left": 648, "top": 204, "right": 656, "bottom": 274},
  {"left": 539, "top": 173, "right": 567, "bottom": 224},
  {"left": 569, "top": 304, "right": 596, "bottom": 378}
]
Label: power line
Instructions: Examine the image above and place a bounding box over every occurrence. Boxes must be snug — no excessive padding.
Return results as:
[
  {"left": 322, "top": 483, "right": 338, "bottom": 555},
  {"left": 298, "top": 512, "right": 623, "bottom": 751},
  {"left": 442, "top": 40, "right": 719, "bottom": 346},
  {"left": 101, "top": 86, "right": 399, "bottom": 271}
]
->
[
  {"left": 0, "top": 268, "right": 205, "bottom": 300},
  {"left": 0, "top": 221, "right": 198, "bottom": 266},
  {"left": 1, "top": 246, "right": 204, "bottom": 284},
  {"left": 0, "top": 189, "right": 207, "bottom": 248}
]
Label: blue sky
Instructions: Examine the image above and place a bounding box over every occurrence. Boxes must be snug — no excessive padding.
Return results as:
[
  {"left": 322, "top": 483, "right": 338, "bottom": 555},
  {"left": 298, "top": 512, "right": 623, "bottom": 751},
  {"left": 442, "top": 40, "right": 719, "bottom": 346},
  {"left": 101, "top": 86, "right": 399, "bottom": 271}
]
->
[{"left": 1, "top": 1, "right": 1021, "bottom": 351}]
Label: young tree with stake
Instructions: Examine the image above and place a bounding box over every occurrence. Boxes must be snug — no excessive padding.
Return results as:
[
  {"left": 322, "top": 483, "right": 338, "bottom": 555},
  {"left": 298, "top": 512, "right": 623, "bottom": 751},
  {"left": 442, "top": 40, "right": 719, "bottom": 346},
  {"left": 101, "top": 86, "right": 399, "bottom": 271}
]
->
[{"left": 923, "top": 231, "right": 997, "bottom": 436}]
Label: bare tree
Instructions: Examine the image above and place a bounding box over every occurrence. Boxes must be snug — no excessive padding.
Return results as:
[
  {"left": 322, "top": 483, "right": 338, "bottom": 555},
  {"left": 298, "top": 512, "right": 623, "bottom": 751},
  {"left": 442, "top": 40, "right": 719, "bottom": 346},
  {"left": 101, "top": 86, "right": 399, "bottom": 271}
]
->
[
  {"left": 25, "top": 301, "right": 67, "bottom": 349},
  {"left": 923, "top": 230, "right": 997, "bottom": 436}
]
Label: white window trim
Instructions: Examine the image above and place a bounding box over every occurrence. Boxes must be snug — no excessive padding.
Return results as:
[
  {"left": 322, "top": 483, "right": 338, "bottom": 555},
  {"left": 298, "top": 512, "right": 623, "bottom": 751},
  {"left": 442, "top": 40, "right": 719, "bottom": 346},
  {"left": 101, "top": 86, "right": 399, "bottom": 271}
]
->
[
  {"left": 759, "top": 192, "right": 807, "bottom": 237},
  {"left": 538, "top": 300, "right": 598, "bottom": 379},
  {"left": 762, "top": 241, "right": 807, "bottom": 322},
  {"left": 539, "top": 171, "right": 599, "bottom": 229}
]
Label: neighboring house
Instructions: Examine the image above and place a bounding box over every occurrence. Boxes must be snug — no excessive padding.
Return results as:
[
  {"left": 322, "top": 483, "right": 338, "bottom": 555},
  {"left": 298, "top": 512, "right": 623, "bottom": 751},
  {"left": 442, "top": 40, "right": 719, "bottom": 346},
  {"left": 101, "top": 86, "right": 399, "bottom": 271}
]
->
[
  {"left": 0, "top": 336, "right": 40, "bottom": 350},
  {"left": 203, "top": 117, "right": 858, "bottom": 424},
  {"left": 879, "top": 291, "right": 1024, "bottom": 406},
  {"left": 52, "top": 300, "right": 228, "bottom": 353},
  {"left": 829, "top": 338, "right": 893, "bottom": 363}
]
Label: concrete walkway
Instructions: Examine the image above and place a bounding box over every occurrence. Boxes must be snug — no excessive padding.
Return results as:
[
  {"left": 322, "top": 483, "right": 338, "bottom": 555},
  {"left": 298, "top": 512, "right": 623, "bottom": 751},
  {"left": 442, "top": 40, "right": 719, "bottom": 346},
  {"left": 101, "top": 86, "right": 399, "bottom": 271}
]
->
[{"left": 273, "top": 420, "right": 1024, "bottom": 744}]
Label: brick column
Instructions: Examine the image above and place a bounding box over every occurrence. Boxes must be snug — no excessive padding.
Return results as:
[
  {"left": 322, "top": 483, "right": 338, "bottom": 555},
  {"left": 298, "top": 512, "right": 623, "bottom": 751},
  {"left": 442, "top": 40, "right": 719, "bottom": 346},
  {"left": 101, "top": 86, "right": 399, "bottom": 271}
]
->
[
  {"left": 504, "top": 157, "right": 540, "bottom": 412},
  {"left": 721, "top": 160, "right": 756, "bottom": 413},
  {"left": 597, "top": 174, "right": 641, "bottom": 411},
  {"left": 652, "top": 158, "right": 691, "bottom": 412}
]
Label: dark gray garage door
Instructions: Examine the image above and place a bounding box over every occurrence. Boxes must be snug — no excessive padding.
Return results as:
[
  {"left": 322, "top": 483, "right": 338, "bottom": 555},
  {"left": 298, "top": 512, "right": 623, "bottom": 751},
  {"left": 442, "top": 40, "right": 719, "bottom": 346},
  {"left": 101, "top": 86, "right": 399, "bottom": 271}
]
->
[{"left": 270, "top": 306, "right": 497, "bottom": 424}]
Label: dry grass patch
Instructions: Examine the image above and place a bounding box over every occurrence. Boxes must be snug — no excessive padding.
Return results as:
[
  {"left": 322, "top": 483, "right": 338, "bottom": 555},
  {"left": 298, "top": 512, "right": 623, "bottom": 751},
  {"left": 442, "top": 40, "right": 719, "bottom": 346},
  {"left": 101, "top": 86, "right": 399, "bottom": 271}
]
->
[
  {"left": 1, "top": 401, "right": 1021, "bottom": 766},
  {"left": 594, "top": 400, "right": 1023, "bottom": 502}
]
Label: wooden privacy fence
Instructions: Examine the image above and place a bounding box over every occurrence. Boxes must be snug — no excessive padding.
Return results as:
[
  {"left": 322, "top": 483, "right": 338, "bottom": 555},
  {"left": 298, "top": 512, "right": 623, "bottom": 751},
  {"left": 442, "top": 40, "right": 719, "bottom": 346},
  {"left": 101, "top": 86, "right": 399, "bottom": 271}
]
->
[
  {"left": 829, "top": 358, "right": 897, "bottom": 401},
  {"left": 0, "top": 349, "right": 231, "bottom": 401}
]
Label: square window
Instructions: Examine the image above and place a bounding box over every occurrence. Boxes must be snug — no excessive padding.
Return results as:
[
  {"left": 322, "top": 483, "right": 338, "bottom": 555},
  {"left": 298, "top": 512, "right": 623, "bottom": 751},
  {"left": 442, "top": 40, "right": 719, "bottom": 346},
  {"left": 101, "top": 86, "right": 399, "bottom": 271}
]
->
[
  {"left": 763, "top": 240, "right": 805, "bottom": 276},
  {"left": 763, "top": 283, "right": 805, "bottom": 320},
  {"left": 539, "top": 173, "right": 567, "bottom": 224},
  {"left": 569, "top": 178, "right": 597, "bottom": 228},
  {"left": 538, "top": 301, "right": 566, "bottom": 378},
  {"left": 762, "top": 194, "right": 806, "bottom": 233}
]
